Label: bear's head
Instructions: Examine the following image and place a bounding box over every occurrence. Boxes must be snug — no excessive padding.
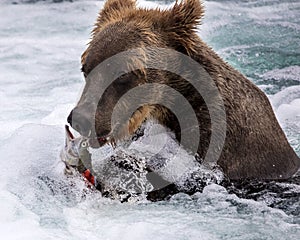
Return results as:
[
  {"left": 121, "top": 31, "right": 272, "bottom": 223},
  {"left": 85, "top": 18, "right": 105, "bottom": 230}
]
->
[{"left": 68, "top": 0, "right": 206, "bottom": 148}]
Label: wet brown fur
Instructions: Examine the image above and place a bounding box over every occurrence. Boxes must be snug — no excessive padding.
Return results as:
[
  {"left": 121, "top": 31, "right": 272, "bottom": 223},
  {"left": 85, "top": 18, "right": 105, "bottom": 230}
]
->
[{"left": 75, "top": 0, "right": 299, "bottom": 180}]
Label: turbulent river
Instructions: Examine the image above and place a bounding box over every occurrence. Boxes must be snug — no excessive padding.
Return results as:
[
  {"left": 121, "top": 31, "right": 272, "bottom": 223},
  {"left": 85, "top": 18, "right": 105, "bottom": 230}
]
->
[{"left": 0, "top": 0, "right": 299, "bottom": 239}]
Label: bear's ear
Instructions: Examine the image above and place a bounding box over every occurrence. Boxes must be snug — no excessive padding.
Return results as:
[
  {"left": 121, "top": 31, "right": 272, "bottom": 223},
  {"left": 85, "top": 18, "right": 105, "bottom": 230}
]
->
[
  {"left": 161, "top": 0, "right": 204, "bottom": 55},
  {"left": 93, "top": 0, "right": 136, "bottom": 35},
  {"left": 168, "top": 0, "right": 204, "bottom": 33}
]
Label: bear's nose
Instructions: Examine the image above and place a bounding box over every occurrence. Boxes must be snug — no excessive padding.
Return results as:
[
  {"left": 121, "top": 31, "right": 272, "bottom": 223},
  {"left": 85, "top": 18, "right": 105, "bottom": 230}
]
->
[{"left": 67, "top": 109, "right": 92, "bottom": 137}]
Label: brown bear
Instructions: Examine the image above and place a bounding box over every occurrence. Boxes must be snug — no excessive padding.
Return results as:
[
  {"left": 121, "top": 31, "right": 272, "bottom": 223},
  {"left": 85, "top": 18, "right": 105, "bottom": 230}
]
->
[{"left": 67, "top": 0, "right": 299, "bottom": 180}]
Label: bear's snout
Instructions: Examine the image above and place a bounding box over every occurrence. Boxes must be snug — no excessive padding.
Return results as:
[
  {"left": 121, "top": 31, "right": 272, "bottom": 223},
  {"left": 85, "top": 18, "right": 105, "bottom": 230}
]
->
[{"left": 67, "top": 108, "right": 92, "bottom": 137}]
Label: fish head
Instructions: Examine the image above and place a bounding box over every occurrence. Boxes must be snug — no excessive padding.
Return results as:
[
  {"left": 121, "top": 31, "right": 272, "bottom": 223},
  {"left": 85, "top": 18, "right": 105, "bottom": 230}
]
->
[
  {"left": 61, "top": 125, "right": 92, "bottom": 174},
  {"left": 61, "top": 125, "right": 81, "bottom": 167}
]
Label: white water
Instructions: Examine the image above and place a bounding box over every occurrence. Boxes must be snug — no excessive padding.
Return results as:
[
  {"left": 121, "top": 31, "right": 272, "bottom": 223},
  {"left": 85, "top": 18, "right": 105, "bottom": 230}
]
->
[{"left": 0, "top": 0, "right": 299, "bottom": 239}]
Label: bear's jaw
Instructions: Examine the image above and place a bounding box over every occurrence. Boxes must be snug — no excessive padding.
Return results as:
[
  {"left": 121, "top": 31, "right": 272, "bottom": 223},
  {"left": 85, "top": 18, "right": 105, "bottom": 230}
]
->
[
  {"left": 88, "top": 105, "right": 155, "bottom": 149},
  {"left": 111, "top": 105, "right": 155, "bottom": 144},
  {"left": 88, "top": 135, "right": 115, "bottom": 149}
]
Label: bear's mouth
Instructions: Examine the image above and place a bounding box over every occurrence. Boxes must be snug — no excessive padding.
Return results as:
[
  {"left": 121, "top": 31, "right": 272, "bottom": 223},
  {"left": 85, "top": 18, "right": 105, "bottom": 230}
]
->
[
  {"left": 86, "top": 122, "right": 129, "bottom": 149},
  {"left": 76, "top": 105, "right": 154, "bottom": 149},
  {"left": 87, "top": 118, "right": 147, "bottom": 149},
  {"left": 88, "top": 135, "right": 116, "bottom": 149}
]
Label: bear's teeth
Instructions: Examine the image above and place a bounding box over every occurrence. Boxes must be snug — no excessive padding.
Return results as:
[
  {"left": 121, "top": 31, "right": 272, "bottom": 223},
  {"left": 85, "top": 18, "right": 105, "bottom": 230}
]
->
[{"left": 106, "top": 136, "right": 116, "bottom": 149}]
